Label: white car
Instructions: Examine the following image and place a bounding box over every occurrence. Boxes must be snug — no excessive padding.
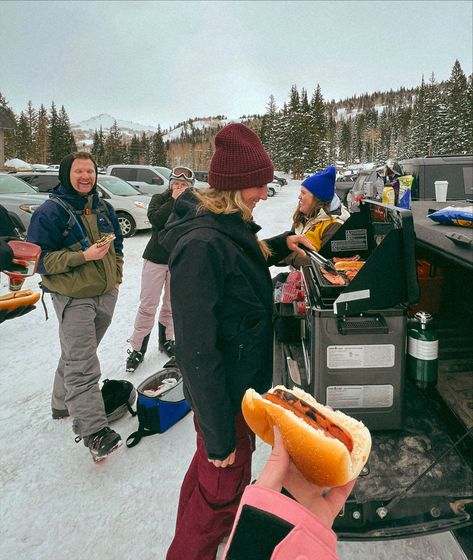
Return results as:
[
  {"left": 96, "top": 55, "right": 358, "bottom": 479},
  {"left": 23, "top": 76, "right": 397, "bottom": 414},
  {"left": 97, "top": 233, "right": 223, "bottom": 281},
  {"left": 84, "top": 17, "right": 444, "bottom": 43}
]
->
[{"left": 14, "top": 172, "right": 151, "bottom": 238}]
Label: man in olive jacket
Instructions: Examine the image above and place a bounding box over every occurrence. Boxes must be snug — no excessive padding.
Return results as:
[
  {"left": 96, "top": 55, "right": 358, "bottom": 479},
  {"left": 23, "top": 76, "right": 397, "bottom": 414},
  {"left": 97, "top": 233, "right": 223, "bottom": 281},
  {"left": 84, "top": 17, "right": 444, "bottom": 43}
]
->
[{"left": 28, "top": 152, "right": 124, "bottom": 462}]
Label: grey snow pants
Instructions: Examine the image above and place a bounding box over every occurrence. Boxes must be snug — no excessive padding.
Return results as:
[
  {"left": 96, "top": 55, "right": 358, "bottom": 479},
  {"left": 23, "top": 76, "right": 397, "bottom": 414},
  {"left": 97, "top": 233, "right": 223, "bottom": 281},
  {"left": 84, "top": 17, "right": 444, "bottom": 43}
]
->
[{"left": 51, "top": 288, "right": 119, "bottom": 437}]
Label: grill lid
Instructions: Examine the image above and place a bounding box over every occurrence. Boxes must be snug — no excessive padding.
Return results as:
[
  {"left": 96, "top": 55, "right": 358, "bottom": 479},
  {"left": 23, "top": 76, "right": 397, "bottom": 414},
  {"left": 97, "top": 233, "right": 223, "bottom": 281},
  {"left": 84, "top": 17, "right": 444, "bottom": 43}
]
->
[{"left": 313, "top": 199, "right": 419, "bottom": 314}]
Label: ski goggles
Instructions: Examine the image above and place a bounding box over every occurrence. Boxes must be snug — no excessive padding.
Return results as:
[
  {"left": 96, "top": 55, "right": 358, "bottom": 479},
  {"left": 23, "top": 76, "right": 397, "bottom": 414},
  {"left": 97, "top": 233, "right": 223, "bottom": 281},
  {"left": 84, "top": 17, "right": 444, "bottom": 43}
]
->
[{"left": 170, "top": 167, "right": 194, "bottom": 182}]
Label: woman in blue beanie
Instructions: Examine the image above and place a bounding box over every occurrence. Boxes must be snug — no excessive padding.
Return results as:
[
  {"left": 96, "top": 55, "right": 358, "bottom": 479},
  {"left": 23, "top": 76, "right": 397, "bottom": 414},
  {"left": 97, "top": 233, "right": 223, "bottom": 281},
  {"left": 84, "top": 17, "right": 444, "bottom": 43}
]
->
[{"left": 285, "top": 166, "right": 350, "bottom": 267}]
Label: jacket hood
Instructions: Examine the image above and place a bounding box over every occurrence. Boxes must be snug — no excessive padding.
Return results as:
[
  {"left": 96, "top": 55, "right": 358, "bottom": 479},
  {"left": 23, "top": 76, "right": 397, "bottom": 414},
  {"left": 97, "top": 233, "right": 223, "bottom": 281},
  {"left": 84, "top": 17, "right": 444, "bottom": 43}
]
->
[
  {"left": 59, "top": 153, "right": 98, "bottom": 196},
  {"left": 159, "top": 188, "right": 262, "bottom": 258}
]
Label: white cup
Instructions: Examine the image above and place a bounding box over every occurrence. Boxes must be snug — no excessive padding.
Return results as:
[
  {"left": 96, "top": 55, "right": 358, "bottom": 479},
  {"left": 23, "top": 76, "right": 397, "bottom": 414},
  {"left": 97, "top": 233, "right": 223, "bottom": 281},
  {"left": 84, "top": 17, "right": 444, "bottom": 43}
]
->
[{"left": 434, "top": 180, "right": 448, "bottom": 202}]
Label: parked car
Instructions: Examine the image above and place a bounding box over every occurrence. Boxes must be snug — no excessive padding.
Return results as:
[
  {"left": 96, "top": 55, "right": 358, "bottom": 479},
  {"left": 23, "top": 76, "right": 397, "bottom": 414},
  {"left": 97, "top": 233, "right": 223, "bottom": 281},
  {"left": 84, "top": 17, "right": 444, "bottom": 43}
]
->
[
  {"left": 106, "top": 164, "right": 170, "bottom": 195},
  {"left": 14, "top": 171, "right": 151, "bottom": 238},
  {"left": 267, "top": 180, "right": 283, "bottom": 197},
  {"left": 335, "top": 174, "right": 357, "bottom": 203},
  {"left": 194, "top": 170, "right": 209, "bottom": 183},
  {"left": 273, "top": 174, "right": 287, "bottom": 186},
  {"left": 0, "top": 173, "right": 49, "bottom": 233}
]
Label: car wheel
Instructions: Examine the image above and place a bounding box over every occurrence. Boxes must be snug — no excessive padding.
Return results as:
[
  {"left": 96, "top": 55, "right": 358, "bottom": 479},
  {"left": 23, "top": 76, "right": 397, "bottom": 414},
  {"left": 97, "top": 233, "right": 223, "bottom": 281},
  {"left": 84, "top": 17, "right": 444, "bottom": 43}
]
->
[
  {"left": 116, "top": 212, "right": 136, "bottom": 238},
  {"left": 268, "top": 187, "right": 276, "bottom": 197}
]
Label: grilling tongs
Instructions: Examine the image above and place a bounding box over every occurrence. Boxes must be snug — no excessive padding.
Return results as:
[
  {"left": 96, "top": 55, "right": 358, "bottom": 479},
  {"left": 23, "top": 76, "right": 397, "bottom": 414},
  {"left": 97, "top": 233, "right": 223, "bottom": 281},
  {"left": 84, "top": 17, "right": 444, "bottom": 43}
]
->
[{"left": 303, "top": 248, "right": 338, "bottom": 273}]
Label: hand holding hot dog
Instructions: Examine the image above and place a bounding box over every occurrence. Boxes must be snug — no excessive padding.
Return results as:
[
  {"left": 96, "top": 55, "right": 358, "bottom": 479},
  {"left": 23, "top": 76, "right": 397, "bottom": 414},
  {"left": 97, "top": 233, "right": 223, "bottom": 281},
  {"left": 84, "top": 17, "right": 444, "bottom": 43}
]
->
[
  {"left": 83, "top": 241, "right": 112, "bottom": 261},
  {"left": 257, "top": 427, "right": 355, "bottom": 528}
]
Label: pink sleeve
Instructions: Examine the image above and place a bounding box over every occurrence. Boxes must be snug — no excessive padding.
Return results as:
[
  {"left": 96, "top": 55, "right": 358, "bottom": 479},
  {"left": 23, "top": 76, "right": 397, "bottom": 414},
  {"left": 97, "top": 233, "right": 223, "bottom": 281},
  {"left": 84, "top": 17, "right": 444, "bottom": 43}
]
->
[{"left": 222, "top": 485, "right": 339, "bottom": 560}]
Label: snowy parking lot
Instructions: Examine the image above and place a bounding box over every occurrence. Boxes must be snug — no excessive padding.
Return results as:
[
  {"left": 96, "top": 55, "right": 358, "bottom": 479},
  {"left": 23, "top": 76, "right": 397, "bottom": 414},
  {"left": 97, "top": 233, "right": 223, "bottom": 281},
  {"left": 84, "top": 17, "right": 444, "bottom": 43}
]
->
[{"left": 0, "top": 179, "right": 467, "bottom": 559}]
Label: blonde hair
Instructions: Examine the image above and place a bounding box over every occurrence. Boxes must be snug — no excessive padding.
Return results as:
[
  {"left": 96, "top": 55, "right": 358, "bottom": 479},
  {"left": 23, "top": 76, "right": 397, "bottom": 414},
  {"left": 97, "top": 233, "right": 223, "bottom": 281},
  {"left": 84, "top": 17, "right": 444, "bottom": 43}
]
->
[{"left": 194, "top": 188, "right": 272, "bottom": 260}]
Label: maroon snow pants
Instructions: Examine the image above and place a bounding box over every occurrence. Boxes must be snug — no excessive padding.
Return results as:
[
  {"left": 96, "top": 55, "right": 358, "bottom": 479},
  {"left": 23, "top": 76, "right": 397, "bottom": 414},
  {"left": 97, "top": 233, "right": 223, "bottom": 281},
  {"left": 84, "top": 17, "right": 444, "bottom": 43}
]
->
[{"left": 166, "top": 413, "right": 255, "bottom": 560}]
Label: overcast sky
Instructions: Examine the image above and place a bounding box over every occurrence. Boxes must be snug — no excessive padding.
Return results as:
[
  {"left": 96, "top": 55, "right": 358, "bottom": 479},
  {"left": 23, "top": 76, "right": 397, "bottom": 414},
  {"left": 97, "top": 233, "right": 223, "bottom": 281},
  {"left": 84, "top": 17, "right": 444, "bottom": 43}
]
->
[{"left": 1, "top": 0, "right": 472, "bottom": 130}]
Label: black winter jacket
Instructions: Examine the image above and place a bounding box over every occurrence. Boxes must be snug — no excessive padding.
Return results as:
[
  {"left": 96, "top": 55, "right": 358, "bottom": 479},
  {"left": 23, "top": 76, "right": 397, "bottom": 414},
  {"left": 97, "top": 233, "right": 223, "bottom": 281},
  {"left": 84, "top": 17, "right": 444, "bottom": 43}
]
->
[
  {"left": 159, "top": 189, "right": 292, "bottom": 460},
  {"left": 142, "top": 189, "right": 174, "bottom": 264}
]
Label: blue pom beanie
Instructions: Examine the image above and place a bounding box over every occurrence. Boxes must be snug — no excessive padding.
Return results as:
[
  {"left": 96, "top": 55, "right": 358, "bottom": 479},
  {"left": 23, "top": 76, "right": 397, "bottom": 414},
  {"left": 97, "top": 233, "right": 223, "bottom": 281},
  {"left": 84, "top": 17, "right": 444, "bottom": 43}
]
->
[{"left": 301, "top": 166, "right": 336, "bottom": 201}]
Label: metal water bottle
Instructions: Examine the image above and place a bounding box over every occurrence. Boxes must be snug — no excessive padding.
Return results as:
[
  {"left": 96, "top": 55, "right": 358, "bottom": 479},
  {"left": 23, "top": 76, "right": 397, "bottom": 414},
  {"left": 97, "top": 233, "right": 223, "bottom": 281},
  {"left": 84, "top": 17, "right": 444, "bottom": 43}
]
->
[{"left": 407, "top": 311, "right": 439, "bottom": 389}]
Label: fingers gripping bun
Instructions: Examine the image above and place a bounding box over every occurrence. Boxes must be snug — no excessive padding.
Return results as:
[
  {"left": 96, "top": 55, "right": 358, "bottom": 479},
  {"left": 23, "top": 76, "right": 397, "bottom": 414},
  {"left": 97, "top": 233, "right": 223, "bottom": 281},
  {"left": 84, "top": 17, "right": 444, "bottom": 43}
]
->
[{"left": 242, "top": 386, "right": 371, "bottom": 487}]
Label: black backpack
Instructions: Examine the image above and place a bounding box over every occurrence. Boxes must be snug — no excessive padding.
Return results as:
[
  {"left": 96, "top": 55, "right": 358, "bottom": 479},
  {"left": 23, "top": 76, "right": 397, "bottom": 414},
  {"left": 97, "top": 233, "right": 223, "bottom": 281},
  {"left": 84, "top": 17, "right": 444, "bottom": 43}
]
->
[{"left": 101, "top": 379, "right": 137, "bottom": 423}]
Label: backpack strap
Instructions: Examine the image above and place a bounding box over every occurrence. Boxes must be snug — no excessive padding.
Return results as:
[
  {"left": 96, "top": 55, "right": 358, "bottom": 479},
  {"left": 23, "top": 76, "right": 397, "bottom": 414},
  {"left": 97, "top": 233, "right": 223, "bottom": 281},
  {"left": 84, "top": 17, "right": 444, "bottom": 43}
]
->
[{"left": 49, "top": 196, "right": 90, "bottom": 250}]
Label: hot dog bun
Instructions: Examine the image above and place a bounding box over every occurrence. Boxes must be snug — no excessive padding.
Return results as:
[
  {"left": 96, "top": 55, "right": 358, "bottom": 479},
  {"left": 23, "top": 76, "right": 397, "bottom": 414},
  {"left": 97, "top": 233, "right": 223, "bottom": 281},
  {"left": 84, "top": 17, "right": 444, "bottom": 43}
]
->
[
  {"left": 0, "top": 289, "right": 40, "bottom": 312},
  {"left": 242, "top": 386, "right": 371, "bottom": 487},
  {"left": 96, "top": 233, "right": 116, "bottom": 247}
]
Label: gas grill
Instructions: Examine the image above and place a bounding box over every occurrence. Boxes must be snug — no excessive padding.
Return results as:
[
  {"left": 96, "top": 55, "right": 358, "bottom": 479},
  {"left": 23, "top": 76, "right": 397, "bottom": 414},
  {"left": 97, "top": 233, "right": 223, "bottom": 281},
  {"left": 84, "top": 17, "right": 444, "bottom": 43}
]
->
[{"left": 283, "top": 199, "right": 420, "bottom": 430}]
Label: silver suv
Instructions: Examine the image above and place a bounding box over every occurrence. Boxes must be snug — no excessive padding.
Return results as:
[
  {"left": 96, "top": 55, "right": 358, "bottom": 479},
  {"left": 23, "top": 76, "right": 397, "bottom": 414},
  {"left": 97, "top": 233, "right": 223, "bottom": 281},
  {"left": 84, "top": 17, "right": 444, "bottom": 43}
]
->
[{"left": 106, "top": 165, "right": 171, "bottom": 195}]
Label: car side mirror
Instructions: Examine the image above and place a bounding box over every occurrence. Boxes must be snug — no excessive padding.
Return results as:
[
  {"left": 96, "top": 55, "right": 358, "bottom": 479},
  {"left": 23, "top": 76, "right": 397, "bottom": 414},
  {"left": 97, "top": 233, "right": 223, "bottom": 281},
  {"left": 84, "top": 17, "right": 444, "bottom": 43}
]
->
[
  {"left": 151, "top": 177, "right": 163, "bottom": 185},
  {"left": 31, "top": 185, "right": 39, "bottom": 192}
]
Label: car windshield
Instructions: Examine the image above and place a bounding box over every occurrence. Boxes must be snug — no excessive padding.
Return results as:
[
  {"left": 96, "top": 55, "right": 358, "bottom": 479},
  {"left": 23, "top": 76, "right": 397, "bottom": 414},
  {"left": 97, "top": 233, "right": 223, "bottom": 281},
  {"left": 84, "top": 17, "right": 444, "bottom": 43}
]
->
[
  {"left": 154, "top": 167, "right": 171, "bottom": 180},
  {"left": 97, "top": 176, "right": 141, "bottom": 196},
  {"left": 0, "top": 175, "right": 38, "bottom": 194}
]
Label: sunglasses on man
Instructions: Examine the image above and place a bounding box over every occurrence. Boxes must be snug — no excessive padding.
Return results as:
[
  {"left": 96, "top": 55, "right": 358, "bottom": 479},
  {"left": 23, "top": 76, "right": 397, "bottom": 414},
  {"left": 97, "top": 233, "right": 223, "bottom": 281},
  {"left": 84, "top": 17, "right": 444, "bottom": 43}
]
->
[{"left": 170, "top": 167, "right": 195, "bottom": 182}]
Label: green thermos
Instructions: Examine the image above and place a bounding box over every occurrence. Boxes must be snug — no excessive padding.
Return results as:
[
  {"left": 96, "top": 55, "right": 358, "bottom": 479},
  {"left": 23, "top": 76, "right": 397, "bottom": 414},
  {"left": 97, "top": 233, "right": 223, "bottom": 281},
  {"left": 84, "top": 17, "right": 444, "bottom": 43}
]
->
[{"left": 407, "top": 311, "right": 439, "bottom": 389}]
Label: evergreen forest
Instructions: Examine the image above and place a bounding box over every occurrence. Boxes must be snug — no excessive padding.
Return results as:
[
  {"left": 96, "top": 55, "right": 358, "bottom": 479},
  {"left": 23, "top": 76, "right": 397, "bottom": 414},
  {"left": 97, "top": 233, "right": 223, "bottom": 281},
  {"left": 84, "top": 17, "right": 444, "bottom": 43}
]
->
[{"left": 1, "top": 59, "right": 471, "bottom": 173}]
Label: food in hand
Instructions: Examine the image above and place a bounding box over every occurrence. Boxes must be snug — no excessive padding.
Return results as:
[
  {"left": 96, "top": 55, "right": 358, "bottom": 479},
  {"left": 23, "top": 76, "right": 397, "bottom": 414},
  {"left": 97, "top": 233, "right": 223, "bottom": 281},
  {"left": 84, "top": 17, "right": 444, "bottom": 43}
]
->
[
  {"left": 96, "top": 233, "right": 116, "bottom": 247},
  {"left": 242, "top": 386, "right": 371, "bottom": 487},
  {"left": 0, "top": 289, "right": 40, "bottom": 312}
]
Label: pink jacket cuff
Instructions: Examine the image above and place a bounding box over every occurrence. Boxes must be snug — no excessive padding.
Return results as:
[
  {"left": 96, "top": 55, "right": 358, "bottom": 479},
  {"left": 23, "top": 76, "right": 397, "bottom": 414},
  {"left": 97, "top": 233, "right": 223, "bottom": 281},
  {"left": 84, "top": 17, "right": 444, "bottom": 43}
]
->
[{"left": 223, "top": 484, "right": 339, "bottom": 560}]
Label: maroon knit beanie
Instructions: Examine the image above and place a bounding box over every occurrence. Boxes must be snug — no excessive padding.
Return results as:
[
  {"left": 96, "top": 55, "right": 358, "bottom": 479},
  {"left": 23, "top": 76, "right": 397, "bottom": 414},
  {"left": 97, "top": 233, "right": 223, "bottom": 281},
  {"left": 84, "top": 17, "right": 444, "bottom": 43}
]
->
[{"left": 208, "top": 123, "right": 274, "bottom": 190}]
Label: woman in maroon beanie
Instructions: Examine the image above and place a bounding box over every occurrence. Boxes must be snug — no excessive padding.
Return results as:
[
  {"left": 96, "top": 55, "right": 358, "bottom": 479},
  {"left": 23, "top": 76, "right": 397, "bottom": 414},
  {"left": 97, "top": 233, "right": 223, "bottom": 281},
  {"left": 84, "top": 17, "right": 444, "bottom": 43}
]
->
[{"left": 159, "top": 123, "right": 313, "bottom": 560}]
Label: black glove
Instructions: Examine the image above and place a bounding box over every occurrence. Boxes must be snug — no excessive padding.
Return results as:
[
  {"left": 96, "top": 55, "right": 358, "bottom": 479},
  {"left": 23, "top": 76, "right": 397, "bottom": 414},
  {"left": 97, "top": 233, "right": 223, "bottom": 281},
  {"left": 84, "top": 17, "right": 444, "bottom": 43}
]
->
[{"left": 0, "top": 305, "right": 37, "bottom": 324}]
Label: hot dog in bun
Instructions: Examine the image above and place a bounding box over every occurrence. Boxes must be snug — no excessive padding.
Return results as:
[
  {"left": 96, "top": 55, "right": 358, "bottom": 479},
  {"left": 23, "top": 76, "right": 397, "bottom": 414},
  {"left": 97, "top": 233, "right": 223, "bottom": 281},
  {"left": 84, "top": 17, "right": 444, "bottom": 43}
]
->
[
  {"left": 96, "top": 233, "right": 116, "bottom": 247},
  {"left": 242, "top": 386, "right": 371, "bottom": 487},
  {"left": 0, "top": 289, "right": 40, "bottom": 313}
]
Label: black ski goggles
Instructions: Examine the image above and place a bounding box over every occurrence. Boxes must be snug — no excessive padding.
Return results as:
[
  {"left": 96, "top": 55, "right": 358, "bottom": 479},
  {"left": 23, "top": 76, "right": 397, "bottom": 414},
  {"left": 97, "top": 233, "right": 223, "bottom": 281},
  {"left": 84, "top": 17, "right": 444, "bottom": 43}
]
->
[{"left": 170, "top": 167, "right": 194, "bottom": 182}]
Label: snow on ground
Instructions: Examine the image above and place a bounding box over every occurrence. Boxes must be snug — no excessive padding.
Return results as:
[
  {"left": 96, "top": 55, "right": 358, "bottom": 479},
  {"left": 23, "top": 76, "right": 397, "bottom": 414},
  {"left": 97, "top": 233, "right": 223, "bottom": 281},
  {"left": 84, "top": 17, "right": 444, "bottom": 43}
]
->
[{"left": 0, "top": 177, "right": 466, "bottom": 559}]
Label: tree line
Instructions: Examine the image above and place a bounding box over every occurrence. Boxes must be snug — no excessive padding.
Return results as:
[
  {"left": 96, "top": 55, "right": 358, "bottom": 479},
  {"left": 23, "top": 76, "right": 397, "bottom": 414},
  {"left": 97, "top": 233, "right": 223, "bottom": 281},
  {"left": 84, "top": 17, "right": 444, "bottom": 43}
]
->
[
  {"left": 259, "top": 59, "right": 472, "bottom": 176},
  {"left": 89, "top": 123, "right": 167, "bottom": 168},
  {"left": 1, "top": 59, "right": 471, "bottom": 173},
  {"left": 0, "top": 95, "right": 77, "bottom": 164}
]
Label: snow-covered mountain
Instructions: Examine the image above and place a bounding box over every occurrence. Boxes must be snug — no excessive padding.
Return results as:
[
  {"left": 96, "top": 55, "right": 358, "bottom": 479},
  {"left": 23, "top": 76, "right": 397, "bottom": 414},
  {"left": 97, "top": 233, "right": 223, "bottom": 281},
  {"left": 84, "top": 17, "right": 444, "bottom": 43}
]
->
[
  {"left": 72, "top": 113, "right": 159, "bottom": 134},
  {"left": 71, "top": 114, "right": 246, "bottom": 147}
]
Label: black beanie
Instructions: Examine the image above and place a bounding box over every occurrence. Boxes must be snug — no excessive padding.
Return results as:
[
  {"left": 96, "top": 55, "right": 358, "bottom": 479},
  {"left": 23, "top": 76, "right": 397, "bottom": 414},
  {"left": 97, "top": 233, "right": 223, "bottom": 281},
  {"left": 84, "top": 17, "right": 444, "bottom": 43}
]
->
[{"left": 59, "top": 153, "right": 98, "bottom": 194}]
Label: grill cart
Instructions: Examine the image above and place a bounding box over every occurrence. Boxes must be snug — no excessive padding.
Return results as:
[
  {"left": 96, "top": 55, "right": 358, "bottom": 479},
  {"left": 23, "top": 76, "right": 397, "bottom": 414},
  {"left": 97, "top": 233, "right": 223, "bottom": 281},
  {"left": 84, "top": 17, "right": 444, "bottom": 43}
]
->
[{"left": 273, "top": 199, "right": 473, "bottom": 543}]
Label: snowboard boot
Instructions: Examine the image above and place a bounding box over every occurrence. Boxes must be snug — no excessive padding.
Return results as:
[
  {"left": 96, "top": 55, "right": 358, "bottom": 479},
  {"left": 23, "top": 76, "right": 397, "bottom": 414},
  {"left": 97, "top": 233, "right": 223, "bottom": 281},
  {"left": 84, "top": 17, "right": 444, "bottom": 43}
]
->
[
  {"left": 82, "top": 427, "right": 123, "bottom": 463},
  {"left": 126, "top": 334, "right": 150, "bottom": 372},
  {"left": 158, "top": 322, "right": 175, "bottom": 358}
]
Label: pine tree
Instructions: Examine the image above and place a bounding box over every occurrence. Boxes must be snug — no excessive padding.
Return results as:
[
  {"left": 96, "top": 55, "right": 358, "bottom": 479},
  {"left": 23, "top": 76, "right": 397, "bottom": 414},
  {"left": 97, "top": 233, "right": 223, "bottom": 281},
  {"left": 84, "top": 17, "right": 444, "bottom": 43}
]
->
[
  {"left": 424, "top": 73, "right": 448, "bottom": 155},
  {"left": 150, "top": 127, "right": 167, "bottom": 166},
  {"left": 35, "top": 104, "right": 48, "bottom": 164},
  {"left": 15, "top": 112, "right": 32, "bottom": 161},
  {"left": 0, "top": 91, "right": 16, "bottom": 159},
  {"left": 26, "top": 101, "right": 38, "bottom": 162},
  {"left": 140, "top": 132, "right": 150, "bottom": 164},
  {"left": 308, "top": 85, "right": 328, "bottom": 169},
  {"left": 444, "top": 59, "right": 470, "bottom": 153},
  {"left": 104, "top": 121, "right": 124, "bottom": 165},
  {"left": 58, "top": 105, "right": 76, "bottom": 159},
  {"left": 91, "top": 126, "right": 106, "bottom": 167},
  {"left": 407, "top": 77, "right": 429, "bottom": 157},
  {"left": 48, "top": 102, "right": 62, "bottom": 164},
  {"left": 339, "top": 119, "right": 352, "bottom": 163},
  {"left": 128, "top": 134, "right": 141, "bottom": 164}
]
